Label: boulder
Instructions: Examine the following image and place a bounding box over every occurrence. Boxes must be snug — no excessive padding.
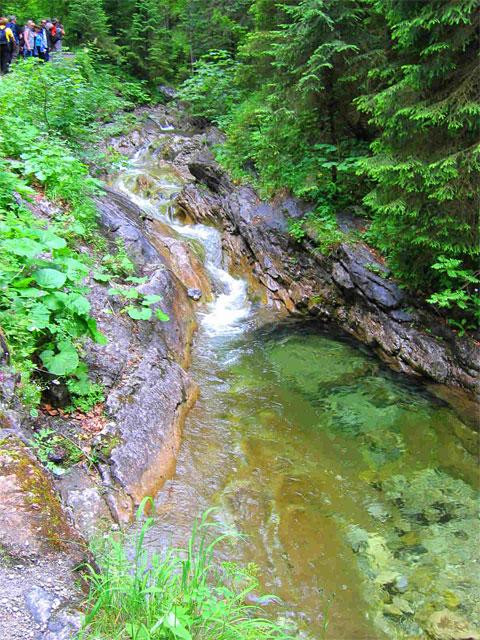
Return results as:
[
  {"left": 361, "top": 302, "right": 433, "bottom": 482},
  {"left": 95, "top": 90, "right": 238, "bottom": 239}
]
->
[{"left": 0, "top": 436, "right": 85, "bottom": 640}]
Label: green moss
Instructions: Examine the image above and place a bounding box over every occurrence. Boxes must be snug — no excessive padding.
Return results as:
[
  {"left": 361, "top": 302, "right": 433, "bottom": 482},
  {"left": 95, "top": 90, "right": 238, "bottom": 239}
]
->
[
  {"left": 0, "top": 438, "right": 73, "bottom": 551},
  {"left": 96, "top": 433, "right": 123, "bottom": 459}
]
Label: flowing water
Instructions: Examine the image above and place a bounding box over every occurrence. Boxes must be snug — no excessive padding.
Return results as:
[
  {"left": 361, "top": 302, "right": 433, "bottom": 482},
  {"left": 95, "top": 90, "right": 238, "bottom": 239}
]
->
[{"left": 112, "top": 135, "right": 479, "bottom": 639}]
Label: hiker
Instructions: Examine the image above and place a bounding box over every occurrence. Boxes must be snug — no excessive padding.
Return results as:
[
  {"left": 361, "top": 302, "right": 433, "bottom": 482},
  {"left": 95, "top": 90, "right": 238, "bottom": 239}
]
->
[
  {"left": 5, "top": 15, "right": 19, "bottom": 62},
  {"left": 44, "top": 18, "right": 54, "bottom": 50},
  {"left": 32, "top": 24, "right": 47, "bottom": 59},
  {"left": 0, "top": 17, "right": 14, "bottom": 74},
  {"left": 51, "top": 18, "right": 64, "bottom": 52},
  {"left": 39, "top": 20, "right": 50, "bottom": 61},
  {"left": 23, "top": 20, "right": 35, "bottom": 57}
]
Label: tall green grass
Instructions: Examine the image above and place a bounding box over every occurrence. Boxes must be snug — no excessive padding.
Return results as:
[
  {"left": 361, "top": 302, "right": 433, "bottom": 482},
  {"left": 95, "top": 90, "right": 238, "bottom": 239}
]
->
[{"left": 80, "top": 502, "right": 294, "bottom": 640}]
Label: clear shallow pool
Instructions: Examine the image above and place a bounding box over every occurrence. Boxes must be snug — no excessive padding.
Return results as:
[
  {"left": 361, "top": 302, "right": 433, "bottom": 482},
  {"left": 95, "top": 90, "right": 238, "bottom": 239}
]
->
[
  {"left": 144, "top": 322, "right": 479, "bottom": 639},
  {"left": 115, "top": 139, "right": 479, "bottom": 639}
]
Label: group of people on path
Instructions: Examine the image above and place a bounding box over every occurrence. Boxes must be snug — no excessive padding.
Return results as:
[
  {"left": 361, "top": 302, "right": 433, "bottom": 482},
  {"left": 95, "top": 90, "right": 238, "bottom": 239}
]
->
[{"left": 0, "top": 16, "right": 64, "bottom": 74}]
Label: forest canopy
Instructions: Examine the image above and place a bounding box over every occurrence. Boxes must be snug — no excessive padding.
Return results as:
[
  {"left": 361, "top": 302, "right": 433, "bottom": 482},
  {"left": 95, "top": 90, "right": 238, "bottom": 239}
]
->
[{"left": 5, "top": 0, "right": 479, "bottom": 326}]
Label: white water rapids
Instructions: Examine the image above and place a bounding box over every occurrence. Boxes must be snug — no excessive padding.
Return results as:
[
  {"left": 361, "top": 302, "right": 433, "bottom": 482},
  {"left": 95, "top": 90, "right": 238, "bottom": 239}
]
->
[{"left": 113, "top": 145, "right": 251, "bottom": 338}]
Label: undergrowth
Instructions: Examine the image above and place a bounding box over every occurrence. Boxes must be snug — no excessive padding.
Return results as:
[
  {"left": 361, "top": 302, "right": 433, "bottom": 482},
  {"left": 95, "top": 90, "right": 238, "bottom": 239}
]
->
[
  {"left": 81, "top": 504, "right": 294, "bottom": 640},
  {"left": 0, "top": 53, "right": 165, "bottom": 414}
]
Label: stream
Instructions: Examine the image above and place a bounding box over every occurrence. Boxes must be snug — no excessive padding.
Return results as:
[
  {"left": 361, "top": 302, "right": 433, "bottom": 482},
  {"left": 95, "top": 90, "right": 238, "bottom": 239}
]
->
[{"left": 111, "top": 132, "right": 479, "bottom": 639}]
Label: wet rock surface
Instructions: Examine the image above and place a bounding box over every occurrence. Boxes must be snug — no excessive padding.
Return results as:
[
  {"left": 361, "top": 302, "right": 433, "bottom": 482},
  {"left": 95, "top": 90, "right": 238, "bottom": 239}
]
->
[
  {"left": 167, "top": 137, "right": 479, "bottom": 405},
  {"left": 82, "top": 187, "right": 202, "bottom": 518}
]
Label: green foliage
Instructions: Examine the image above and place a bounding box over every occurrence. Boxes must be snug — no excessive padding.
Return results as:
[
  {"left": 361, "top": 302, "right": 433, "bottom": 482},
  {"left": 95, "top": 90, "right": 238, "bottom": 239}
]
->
[
  {"left": 0, "top": 192, "right": 105, "bottom": 404},
  {"left": 178, "top": 50, "right": 241, "bottom": 122},
  {"left": 96, "top": 239, "right": 136, "bottom": 280},
  {"left": 30, "top": 427, "right": 84, "bottom": 474},
  {"left": 66, "top": 364, "right": 105, "bottom": 412},
  {"left": 65, "top": 0, "right": 113, "bottom": 49},
  {"left": 107, "top": 283, "right": 170, "bottom": 323},
  {"left": 427, "top": 257, "right": 479, "bottom": 333},
  {"left": 81, "top": 506, "right": 292, "bottom": 640},
  {"left": 357, "top": 0, "right": 479, "bottom": 320},
  {"left": 175, "top": 0, "right": 480, "bottom": 324},
  {"left": 0, "top": 53, "right": 155, "bottom": 411},
  {"left": 179, "top": 0, "right": 373, "bottom": 256}
]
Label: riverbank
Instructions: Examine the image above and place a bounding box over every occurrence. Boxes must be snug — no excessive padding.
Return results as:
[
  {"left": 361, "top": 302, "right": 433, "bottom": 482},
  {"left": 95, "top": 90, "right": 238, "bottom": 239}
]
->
[
  {"left": 111, "top": 103, "right": 479, "bottom": 425},
  {"left": 0, "top": 101, "right": 478, "bottom": 639}
]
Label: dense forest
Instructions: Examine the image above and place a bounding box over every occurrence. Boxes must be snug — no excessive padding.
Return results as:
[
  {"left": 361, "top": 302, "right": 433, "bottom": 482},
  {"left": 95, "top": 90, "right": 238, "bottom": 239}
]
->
[
  {"left": 7, "top": 0, "right": 480, "bottom": 325},
  {"left": 3, "top": 0, "right": 479, "bottom": 329}
]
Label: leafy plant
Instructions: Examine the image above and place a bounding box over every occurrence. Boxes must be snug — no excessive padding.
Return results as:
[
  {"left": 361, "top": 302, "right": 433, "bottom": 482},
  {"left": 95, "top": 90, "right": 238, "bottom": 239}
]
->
[
  {"left": 287, "top": 219, "right": 306, "bottom": 242},
  {"left": 30, "top": 427, "right": 84, "bottom": 475},
  {"left": 0, "top": 190, "right": 106, "bottom": 406},
  {"left": 108, "top": 284, "right": 170, "bottom": 322},
  {"left": 427, "top": 257, "right": 480, "bottom": 332},
  {"left": 81, "top": 504, "right": 293, "bottom": 640}
]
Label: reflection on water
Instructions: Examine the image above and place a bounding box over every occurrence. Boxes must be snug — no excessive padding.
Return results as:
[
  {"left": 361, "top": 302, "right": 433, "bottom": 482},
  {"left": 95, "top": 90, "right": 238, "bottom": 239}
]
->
[
  {"left": 145, "top": 323, "right": 479, "bottom": 640},
  {"left": 113, "top": 138, "right": 479, "bottom": 639}
]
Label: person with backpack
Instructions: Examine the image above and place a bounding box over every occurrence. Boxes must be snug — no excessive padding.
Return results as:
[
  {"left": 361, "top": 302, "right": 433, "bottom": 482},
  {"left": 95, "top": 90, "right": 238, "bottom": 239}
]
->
[
  {"left": 23, "top": 20, "right": 35, "bottom": 57},
  {"left": 32, "top": 24, "right": 47, "bottom": 60},
  {"left": 39, "top": 20, "right": 50, "bottom": 61},
  {"left": 51, "top": 19, "right": 64, "bottom": 52},
  {"left": 0, "top": 17, "right": 14, "bottom": 74},
  {"left": 5, "top": 15, "right": 19, "bottom": 62},
  {"left": 44, "top": 18, "right": 54, "bottom": 51}
]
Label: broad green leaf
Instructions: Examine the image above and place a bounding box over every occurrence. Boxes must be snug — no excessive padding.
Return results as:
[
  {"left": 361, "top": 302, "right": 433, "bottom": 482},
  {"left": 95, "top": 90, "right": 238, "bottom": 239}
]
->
[
  {"left": 123, "top": 287, "right": 140, "bottom": 300},
  {"left": 93, "top": 270, "right": 111, "bottom": 282},
  {"left": 43, "top": 292, "right": 69, "bottom": 310},
  {"left": 62, "top": 258, "right": 90, "bottom": 281},
  {"left": 142, "top": 294, "right": 162, "bottom": 306},
  {"left": 155, "top": 309, "right": 170, "bottom": 322},
  {"left": 11, "top": 277, "right": 34, "bottom": 289},
  {"left": 163, "top": 612, "right": 192, "bottom": 640},
  {"left": 127, "top": 305, "right": 152, "bottom": 320},
  {"left": 68, "top": 294, "right": 91, "bottom": 316},
  {"left": 34, "top": 230, "right": 67, "bottom": 250},
  {"left": 33, "top": 268, "right": 67, "bottom": 289},
  {"left": 108, "top": 286, "right": 124, "bottom": 296},
  {"left": 2, "top": 238, "right": 43, "bottom": 258},
  {"left": 18, "top": 288, "right": 47, "bottom": 298},
  {"left": 41, "top": 346, "right": 79, "bottom": 376},
  {"left": 28, "top": 304, "right": 50, "bottom": 330},
  {"left": 125, "top": 276, "right": 148, "bottom": 284}
]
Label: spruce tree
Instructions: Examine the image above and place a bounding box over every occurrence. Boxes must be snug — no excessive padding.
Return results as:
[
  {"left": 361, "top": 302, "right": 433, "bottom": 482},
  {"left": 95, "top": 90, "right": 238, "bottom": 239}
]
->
[
  {"left": 65, "top": 0, "right": 111, "bottom": 46},
  {"left": 358, "top": 0, "right": 479, "bottom": 318}
]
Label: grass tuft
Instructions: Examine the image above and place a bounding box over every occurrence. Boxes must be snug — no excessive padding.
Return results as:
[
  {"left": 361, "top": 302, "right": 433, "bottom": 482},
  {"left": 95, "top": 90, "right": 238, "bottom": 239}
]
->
[{"left": 80, "top": 501, "right": 294, "bottom": 640}]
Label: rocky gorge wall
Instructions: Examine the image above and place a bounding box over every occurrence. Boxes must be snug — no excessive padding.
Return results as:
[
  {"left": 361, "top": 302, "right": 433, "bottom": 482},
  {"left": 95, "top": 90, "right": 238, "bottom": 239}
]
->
[
  {"left": 119, "top": 105, "right": 479, "bottom": 425},
  {"left": 178, "top": 166, "right": 480, "bottom": 419},
  {"left": 0, "top": 129, "right": 211, "bottom": 637}
]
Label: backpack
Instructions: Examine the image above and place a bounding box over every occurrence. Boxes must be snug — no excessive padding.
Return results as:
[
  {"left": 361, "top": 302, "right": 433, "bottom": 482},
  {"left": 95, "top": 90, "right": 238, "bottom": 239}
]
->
[
  {"left": 33, "top": 32, "right": 44, "bottom": 51},
  {"left": 0, "top": 28, "right": 8, "bottom": 45}
]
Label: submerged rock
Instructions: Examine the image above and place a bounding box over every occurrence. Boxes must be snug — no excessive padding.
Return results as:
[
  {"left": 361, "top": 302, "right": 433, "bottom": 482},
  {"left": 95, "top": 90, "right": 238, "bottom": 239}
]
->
[{"left": 426, "top": 610, "right": 479, "bottom": 640}]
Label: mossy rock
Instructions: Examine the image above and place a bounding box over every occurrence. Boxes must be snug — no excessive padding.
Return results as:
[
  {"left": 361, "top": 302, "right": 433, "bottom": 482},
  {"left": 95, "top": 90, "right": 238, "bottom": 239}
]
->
[{"left": 0, "top": 436, "right": 85, "bottom": 561}]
